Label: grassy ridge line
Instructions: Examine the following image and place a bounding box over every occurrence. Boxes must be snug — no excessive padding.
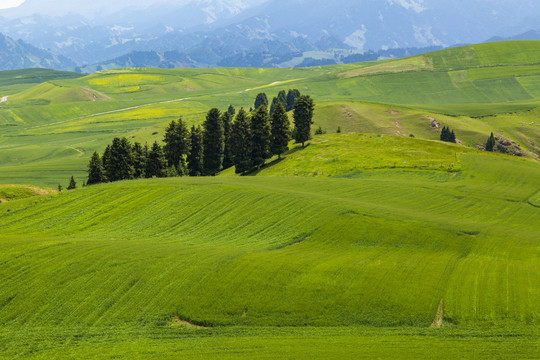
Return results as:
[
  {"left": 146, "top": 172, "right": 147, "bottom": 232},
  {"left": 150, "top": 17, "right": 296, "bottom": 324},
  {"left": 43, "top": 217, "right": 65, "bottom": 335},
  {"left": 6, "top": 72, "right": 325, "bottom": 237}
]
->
[{"left": 1, "top": 150, "right": 538, "bottom": 329}]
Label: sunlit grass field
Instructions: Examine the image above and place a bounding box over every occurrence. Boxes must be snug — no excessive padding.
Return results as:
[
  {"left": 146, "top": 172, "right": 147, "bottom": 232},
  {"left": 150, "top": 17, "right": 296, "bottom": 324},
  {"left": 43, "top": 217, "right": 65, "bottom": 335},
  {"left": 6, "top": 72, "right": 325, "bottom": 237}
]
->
[
  {"left": 1, "top": 41, "right": 540, "bottom": 358},
  {"left": 0, "top": 139, "right": 539, "bottom": 357},
  {"left": 1, "top": 41, "right": 540, "bottom": 186}
]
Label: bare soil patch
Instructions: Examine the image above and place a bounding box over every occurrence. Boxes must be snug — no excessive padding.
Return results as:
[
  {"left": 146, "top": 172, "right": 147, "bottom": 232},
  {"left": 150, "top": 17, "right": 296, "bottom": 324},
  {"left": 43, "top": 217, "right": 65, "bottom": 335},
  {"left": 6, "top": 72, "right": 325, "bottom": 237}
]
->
[{"left": 170, "top": 316, "right": 210, "bottom": 329}]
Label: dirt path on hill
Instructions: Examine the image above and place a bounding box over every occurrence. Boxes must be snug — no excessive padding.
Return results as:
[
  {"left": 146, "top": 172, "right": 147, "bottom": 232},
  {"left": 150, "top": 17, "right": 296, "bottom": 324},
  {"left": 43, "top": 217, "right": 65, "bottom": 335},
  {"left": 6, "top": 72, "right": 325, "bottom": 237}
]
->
[
  {"left": 25, "top": 79, "right": 294, "bottom": 130},
  {"left": 0, "top": 96, "right": 8, "bottom": 104}
]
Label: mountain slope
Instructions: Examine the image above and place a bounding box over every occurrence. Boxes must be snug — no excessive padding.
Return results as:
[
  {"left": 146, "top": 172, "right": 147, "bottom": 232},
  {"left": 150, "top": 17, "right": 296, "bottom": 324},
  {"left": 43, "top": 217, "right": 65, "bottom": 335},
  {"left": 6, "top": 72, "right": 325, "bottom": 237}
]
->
[{"left": 0, "top": 32, "right": 75, "bottom": 71}]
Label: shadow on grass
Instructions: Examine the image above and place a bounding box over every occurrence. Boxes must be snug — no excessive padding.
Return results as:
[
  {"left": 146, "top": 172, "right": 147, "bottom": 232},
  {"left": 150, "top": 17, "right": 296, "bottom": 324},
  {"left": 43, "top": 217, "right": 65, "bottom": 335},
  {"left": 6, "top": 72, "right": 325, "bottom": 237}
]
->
[{"left": 245, "top": 143, "right": 309, "bottom": 176}]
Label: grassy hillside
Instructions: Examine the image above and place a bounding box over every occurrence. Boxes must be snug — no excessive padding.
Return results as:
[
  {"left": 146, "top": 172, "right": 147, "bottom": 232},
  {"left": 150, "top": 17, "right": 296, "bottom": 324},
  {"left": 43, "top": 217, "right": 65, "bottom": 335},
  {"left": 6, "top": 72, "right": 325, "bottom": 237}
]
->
[
  {"left": 0, "top": 136, "right": 539, "bottom": 357},
  {"left": 1, "top": 41, "right": 540, "bottom": 186}
]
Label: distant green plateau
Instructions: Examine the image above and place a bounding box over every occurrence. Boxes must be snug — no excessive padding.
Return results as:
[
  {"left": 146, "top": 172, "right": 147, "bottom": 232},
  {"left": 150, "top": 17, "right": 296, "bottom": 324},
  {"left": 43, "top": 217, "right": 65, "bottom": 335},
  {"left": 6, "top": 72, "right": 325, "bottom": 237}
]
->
[{"left": 0, "top": 41, "right": 539, "bottom": 359}]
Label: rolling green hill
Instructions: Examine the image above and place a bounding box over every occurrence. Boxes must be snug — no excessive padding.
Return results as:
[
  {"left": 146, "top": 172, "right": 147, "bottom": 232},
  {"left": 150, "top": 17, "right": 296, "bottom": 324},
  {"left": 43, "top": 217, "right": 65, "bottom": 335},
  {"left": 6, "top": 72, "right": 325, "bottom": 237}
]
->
[
  {"left": 0, "top": 136, "right": 539, "bottom": 358},
  {"left": 1, "top": 41, "right": 540, "bottom": 358},
  {"left": 1, "top": 41, "right": 540, "bottom": 187}
]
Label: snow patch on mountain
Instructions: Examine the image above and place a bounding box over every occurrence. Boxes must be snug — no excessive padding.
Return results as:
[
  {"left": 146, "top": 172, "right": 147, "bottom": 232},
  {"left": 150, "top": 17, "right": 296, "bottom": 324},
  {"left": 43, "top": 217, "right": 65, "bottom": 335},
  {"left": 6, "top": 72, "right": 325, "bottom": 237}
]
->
[
  {"left": 413, "top": 25, "right": 442, "bottom": 46},
  {"left": 344, "top": 25, "right": 368, "bottom": 51},
  {"left": 387, "top": 0, "right": 426, "bottom": 13}
]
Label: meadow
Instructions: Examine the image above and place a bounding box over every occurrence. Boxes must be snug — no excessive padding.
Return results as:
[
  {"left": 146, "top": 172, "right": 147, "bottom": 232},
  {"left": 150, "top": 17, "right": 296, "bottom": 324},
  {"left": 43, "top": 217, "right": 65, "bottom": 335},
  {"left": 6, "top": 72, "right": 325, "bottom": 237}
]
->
[
  {"left": 1, "top": 41, "right": 540, "bottom": 186},
  {"left": 0, "top": 41, "right": 539, "bottom": 358}
]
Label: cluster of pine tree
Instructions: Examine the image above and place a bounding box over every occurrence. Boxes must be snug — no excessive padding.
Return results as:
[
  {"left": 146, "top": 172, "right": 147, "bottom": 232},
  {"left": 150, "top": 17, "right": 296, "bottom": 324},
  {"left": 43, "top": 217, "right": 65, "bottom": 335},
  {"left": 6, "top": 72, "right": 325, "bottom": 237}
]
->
[
  {"left": 87, "top": 91, "right": 314, "bottom": 183},
  {"left": 440, "top": 126, "right": 456, "bottom": 143}
]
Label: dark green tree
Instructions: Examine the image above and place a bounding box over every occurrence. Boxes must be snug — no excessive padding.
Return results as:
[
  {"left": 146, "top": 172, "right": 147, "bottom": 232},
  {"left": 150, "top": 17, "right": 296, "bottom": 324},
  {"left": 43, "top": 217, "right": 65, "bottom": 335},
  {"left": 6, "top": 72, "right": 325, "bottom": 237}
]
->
[
  {"left": 67, "top": 176, "right": 77, "bottom": 190},
  {"left": 228, "top": 104, "right": 236, "bottom": 116},
  {"left": 315, "top": 126, "right": 324, "bottom": 135},
  {"left": 202, "top": 108, "right": 225, "bottom": 176},
  {"left": 337, "top": 126, "right": 342, "bottom": 133},
  {"left": 163, "top": 118, "right": 190, "bottom": 175},
  {"left": 286, "top": 89, "right": 301, "bottom": 111},
  {"left": 132, "top": 142, "right": 147, "bottom": 179},
  {"left": 102, "top": 144, "right": 112, "bottom": 180},
  {"left": 254, "top": 93, "right": 269, "bottom": 110},
  {"left": 58, "top": 184, "right": 62, "bottom": 192},
  {"left": 270, "top": 90, "right": 287, "bottom": 116},
  {"left": 87, "top": 151, "right": 107, "bottom": 185},
  {"left": 293, "top": 95, "right": 315, "bottom": 147},
  {"left": 485, "top": 132, "right": 496, "bottom": 151},
  {"left": 440, "top": 126, "right": 456, "bottom": 143},
  {"left": 145, "top": 141, "right": 168, "bottom": 178},
  {"left": 107, "top": 137, "right": 134, "bottom": 182},
  {"left": 231, "top": 108, "right": 253, "bottom": 174},
  {"left": 270, "top": 102, "right": 290, "bottom": 159},
  {"left": 187, "top": 125, "right": 204, "bottom": 176},
  {"left": 440, "top": 126, "right": 449, "bottom": 142},
  {"left": 251, "top": 105, "right": 271, "bottom": 169},
  {"left": 222, "top": 111, "right": 234, "bottom": 169}
]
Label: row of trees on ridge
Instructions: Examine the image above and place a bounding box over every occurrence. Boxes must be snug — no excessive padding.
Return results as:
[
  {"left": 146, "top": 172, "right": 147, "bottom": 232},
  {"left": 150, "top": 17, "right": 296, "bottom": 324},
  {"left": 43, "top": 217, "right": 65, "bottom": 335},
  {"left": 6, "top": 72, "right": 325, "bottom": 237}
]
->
[{"left": 87, "top": 91, "right": 314, "bottom": 184}]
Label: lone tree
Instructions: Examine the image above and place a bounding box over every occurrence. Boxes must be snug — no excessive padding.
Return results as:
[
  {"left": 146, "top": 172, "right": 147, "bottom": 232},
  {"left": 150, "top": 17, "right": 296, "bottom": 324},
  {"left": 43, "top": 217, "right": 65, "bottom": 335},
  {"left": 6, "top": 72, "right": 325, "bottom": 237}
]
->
[
  {"left": 286, "top": 89, "right": 301, "bottom": 111},
  {"left": 67, "top": 176, "right": 77, "bottom": 190},
  {"left": 163, "top": 118, "right": 191, "bottom": 175},
  {"left": 270, "top": 102, "right": 290, "bottom": 159},
  {"left": 221, "top": 111, "right": 234, "bottom": 170},
  {"left": 202, "top": 108, "right": 225, "bottom": 176},
  {"left": 254, "top": 93, "right": 268, "bottom": 110},
  {"left": 485, "top": 132, "right": 496, "bottom": 152},
  {"left": 231, "top": 108, "right": 253, "bottom": 174},
  {"left": 293, "top": 95, "right": 315, "bottom": 147},
  {"left": 145, "top": 141, "right": 168, "bottom": 178},
  {"left": 187, "top": 125, "right": 204, "bottom": 176},
  {"left": 251, "top": 105, "right": 272, "bottom": 169},
  {"left": 87, "top": 151, "right": 107, "bottom": 185}
]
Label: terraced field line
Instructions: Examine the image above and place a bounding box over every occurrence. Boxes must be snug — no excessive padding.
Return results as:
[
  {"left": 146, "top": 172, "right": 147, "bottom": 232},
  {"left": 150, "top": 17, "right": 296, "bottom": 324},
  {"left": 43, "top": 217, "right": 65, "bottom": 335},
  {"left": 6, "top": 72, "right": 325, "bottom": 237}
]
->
[{"left": 25, "top": 79, "right": 297, "bottom": 131}]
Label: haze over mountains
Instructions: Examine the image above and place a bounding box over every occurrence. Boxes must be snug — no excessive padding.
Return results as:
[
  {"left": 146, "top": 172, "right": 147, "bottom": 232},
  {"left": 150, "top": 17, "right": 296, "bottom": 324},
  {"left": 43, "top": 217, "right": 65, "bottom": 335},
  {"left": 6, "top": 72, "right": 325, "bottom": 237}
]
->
[{"left": 0, "top": 0, "right": 539, "bottom": 71}]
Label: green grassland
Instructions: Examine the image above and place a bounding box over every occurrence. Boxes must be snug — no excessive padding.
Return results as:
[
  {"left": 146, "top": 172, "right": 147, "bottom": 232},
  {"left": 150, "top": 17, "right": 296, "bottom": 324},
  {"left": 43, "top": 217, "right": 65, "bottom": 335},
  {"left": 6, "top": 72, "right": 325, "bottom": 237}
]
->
[
  {"left": 1, "top": 41, "right": 540, "bottom": 186},
  {"left": 1, "top": 41, "right": 540, "bottom": 358},
  {"left": 0, "top": 138, "right": 539, "bottom": 357}
]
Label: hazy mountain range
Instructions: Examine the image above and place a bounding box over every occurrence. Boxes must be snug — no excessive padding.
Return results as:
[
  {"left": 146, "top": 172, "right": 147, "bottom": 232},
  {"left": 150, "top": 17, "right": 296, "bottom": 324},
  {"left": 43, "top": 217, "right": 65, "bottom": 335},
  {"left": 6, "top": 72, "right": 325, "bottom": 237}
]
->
[{"left": 0, "top": 0, "right": 539, "bottom": 71}]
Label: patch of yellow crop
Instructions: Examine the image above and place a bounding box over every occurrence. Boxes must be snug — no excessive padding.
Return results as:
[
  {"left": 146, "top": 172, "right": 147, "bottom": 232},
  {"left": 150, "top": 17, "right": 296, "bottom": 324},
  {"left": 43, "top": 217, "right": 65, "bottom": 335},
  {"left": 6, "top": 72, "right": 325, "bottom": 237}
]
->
[
  {"left": 340, "top": 56, "right": 433, "bottom": 78},
  {"left": 88, "top": 74, "right": 167, "bottom": 88}
]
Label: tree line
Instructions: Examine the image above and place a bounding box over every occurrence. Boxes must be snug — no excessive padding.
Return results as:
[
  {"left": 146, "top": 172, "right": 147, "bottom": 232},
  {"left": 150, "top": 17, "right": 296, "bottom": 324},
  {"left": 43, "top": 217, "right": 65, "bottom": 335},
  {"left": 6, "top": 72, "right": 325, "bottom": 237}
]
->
[{"left": 87, "top": 90, "right": 314, "bottom": 185}]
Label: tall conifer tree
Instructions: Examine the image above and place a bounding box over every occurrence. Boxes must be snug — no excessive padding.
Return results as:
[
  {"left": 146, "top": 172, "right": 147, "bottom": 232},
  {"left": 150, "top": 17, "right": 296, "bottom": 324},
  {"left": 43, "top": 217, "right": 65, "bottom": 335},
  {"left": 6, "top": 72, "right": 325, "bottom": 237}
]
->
[
  {"left": 145, "top": 141, "right": 168, "bottom": 178},
  {"left": 222, "top": 111, "right": 234, "bottom": 169},
  {"left": 293, "top": 95, "right": 315, "bottom": 147},
  {"left": 108, "top": 137, "right": 134, "bottom": 181},
  {"left": 87, "top": 151, "right": 107, "bottom": 185},
  {"left": 231, "top": 108, "right": 253, "bottom": 174},
  {"left": 254, "top": 93, "right": 269, "bottom": 110},
  {"left": 270, "top": 102, "right": 290, "bottom": 159},
  {"left": 251, "top": 105, "right": 271, "bottom": 168},
  {"left": 286, "top": 89, "right": 301, "bottom": 111},
  {"left": 202, "top": 108, "right": 225, "bottom": 176},
  {"left": 163, "top": 118, "right": 190, "bottom": 175},
  {"left": 132, "top": 142, "right": 147, "bottom": 179},
  {"left": 485, "top": 132, "right": 496, "bottom": 151},
  {"left": 187, "top": 125, "right": 204, "bottom": 176}
]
